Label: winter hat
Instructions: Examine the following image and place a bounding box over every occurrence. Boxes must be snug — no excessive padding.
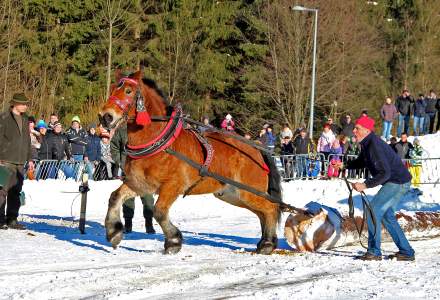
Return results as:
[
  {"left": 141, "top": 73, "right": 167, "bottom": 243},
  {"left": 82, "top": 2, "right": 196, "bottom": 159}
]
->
[
  {"left": 36, "top": 120, "right": 47, "bottom": 130},
  {"left": 355, "top": 115, "right": 375, "bottom": 131},
  {"left": 71, "top": 115, "right": 81, "bottom": 124},
  {"left": 225, "top": 114, "right": 232, "bottom": 121}
]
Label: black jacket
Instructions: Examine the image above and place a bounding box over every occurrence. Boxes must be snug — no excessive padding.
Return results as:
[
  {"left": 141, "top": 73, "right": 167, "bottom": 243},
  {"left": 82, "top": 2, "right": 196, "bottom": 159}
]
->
[
  {"left": 38, "top": 132, "right": 71, "bottom": 160},
  {"left": 394, "top": 141, "right": 413, "bottom": 159},
  {"left": 395, "top": 95, "right": 414, "bottom": 116},
  {"left": 0, "top": 110, "right": 32, "bottom": 164},
  {"left": 425, "top": 97, "right": 438, "bottom": 114},
  {"left": 346, "top": 132, "right": 411, "bottom": 188},
  {"left": 281, "top": 141, "right": 294, "bottom": 155},
  {"left": 292, "top": 136, "right": 313, "bottom": 155},
  {"left": 66, "top": 127, "right": 88, "bottom": 155}
]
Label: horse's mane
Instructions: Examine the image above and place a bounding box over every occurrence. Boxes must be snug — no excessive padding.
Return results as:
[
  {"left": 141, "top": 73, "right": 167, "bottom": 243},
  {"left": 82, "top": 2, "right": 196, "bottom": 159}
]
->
[{"left": 140, "top": 77, "right": 170, "bottom": 106}]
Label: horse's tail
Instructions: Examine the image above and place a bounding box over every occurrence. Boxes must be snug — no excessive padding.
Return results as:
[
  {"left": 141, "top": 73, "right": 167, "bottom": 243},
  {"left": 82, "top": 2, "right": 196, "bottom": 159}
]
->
[{"left": 261, "top": 151, "right": 283, "bottom": 223}]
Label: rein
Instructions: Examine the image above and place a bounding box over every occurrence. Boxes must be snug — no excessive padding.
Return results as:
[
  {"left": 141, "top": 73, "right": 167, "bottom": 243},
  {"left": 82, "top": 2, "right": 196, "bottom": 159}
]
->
[{"left": 341, "top": 171, "right": 377, "bottom": 249}]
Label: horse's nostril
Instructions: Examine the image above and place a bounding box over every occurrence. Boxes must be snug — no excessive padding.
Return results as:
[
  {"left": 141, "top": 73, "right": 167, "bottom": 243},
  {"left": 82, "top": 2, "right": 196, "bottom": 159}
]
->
[{"left": 103, "top": 113, "right": 113, "bottom": 125}]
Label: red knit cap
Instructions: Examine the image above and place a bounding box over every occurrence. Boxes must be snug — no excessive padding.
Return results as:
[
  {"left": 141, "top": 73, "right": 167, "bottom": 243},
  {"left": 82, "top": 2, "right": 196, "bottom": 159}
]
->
[{"left": 355, "top": 116, "right": 375, "bottom": 131}]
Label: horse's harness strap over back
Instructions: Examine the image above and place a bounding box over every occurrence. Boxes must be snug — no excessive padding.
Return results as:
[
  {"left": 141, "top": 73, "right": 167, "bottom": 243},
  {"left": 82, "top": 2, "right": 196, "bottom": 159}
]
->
[{"left": 126, "top": 104, "right": 184, "bottom": 159}]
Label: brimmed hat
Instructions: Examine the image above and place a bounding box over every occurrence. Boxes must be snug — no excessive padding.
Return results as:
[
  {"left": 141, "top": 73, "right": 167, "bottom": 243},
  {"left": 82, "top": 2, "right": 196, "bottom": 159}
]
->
[{"left": 10, "top": 93, "right": 30, "bottom": 105}]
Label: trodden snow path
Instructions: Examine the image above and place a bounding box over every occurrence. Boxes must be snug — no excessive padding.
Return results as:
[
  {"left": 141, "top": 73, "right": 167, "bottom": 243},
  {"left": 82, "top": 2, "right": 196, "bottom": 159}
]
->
[{"left": 1, "top": 179, "right": 440, "bottom": 299}]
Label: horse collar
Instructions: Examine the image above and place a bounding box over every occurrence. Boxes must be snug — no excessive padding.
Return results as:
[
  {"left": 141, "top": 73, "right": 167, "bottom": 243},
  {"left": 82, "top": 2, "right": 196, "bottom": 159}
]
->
[{"left": 126, "top": 104, "right": 184, "bottom": 159}]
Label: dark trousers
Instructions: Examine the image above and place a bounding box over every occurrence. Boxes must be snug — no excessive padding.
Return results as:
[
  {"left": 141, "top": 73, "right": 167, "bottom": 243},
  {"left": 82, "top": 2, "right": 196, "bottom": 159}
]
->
[
  {"left": 122, "top": 194, "right": 155, "bottom": 220},
  {"left": 426, "top": 112, "right": 437, "bottom": 134},
  {"left": 436, "top": 111, "right": 440, "bottom": 131},
  {"left": 0, "top": 163, "right": 24, "bottom": 223}
]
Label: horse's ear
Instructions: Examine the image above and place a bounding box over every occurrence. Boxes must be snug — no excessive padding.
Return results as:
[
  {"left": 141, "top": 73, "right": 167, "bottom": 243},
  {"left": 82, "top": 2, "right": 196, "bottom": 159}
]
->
[{"left": 132, "top": 70, "right": 143, "bottom": 81}]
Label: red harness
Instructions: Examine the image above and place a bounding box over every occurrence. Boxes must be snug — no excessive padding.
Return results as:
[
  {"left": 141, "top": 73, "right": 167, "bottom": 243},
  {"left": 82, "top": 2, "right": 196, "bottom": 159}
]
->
[{"left": 126, "top": 105, "right": 184, "bottom": 159}]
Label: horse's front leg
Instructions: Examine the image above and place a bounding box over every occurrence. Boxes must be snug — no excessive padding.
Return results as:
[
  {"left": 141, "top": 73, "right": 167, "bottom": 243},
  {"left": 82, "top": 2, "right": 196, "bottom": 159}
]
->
[
  {"left": 154, "top": 188, "right": 181, "bottom": 254},
  {"left": 105, "top": 183, "right": 137, "bottom": 248}
]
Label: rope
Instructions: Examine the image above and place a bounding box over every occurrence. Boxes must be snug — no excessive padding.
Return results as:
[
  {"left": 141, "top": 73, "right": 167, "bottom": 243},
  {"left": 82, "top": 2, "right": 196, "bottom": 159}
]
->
[{"left": 341, "top": 171, "right": 377, "bottom": 249}]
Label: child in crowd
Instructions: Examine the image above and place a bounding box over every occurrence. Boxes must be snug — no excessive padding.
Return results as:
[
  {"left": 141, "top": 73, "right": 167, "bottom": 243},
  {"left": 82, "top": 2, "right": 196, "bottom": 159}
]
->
[
  {"left": 409, "top": 138, "right": 423, "bottom": 187},
  {"left": 100, "top": 131, "right": 114, "bottom": 179},
  {"left": 327, "top": 139, "right": 343, "bottom": 178}
]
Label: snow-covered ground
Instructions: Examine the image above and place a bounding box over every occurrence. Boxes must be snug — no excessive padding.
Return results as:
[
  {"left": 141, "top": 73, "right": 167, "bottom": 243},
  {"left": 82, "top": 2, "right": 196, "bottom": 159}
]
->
[{"left": 1, "top": 133, "right": 440, "bottom": 299}]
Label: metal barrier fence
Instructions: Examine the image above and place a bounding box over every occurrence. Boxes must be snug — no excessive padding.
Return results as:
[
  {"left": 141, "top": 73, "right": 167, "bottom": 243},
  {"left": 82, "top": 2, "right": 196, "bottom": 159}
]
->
[
  {"left": 26, "top": 156, "right": 440, "bottom": 185},
  {"left": 26, "top": 160, "right": 114, "bottom": 182},
  {"left": 274, "top": 154, "right": 440, "bottom": 185}
]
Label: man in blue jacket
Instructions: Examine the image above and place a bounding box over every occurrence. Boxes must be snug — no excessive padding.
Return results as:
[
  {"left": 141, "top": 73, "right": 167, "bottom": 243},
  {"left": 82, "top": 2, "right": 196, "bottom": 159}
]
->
[{"left": 337, "top": 115, "right": 415, "bottom": 261}]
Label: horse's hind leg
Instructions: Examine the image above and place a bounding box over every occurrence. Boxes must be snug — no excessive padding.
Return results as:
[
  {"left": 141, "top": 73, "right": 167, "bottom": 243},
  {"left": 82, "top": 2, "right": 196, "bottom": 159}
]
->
[
  {"left": 154, "top": 189, "right": 182, "bottom": 254},
  {"left": 105, "top": 184, "right": 137, "bottom": 248},
  {"left": 242, "top": 192, "right": 280, "bottom": 255}
]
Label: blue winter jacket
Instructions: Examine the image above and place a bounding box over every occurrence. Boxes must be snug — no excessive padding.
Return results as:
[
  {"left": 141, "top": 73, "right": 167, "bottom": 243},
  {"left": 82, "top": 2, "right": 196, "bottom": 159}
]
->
[
  {"left": 414, "top": 98, "right": 427, "bottom": 117},
  {"left": 346, "top": 132, "right": 411, "bottom": 188},
  {"left": 85, "top": 134, "right": 101, "bottom": 161}
]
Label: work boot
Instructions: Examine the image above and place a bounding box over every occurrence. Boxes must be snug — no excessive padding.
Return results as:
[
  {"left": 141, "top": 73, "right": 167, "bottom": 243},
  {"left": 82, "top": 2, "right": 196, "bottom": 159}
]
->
[
  {"left": 0, "top": 220, "right": 7, "bottom": 230},
  {"left": 145, "top": 218, "right": 156, "bottom": 234},
  {"left": 388, "top": 252, "right": 415, "bottom": 261},
  {"left": 6, "top": 219, "right": 26, "bottom": 230},
  {"left": 355, "top": 252, "right": 382, "bottom": 261},
  {"left": 124, "top": 218, "right": 133, "bottom": 234}
]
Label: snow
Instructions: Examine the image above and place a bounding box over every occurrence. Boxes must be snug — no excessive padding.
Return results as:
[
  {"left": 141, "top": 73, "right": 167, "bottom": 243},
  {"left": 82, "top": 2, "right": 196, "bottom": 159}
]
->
[{"left": 1, "top": 133, "right": 440, "bottom": 299}]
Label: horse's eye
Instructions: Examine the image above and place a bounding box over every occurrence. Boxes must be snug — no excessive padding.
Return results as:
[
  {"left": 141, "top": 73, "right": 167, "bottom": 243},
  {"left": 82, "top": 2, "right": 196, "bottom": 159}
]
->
[
  {"left": 125, "top": 88, "right": 132, "bottom": 95},
  {"left": 117, "top": 81, "right": 124, "bottom": 89}
]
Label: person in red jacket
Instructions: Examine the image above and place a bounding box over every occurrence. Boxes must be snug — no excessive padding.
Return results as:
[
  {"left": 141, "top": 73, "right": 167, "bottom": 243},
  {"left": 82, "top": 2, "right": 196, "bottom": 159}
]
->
[{"left": 221, "top": 114, "right": 235, "bottom": 131}]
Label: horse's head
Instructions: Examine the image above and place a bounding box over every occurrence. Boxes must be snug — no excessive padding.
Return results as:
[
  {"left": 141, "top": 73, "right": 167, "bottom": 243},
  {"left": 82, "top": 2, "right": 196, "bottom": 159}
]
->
[{"left": 99, "top": 70, "right": 151, "bottom": 130}]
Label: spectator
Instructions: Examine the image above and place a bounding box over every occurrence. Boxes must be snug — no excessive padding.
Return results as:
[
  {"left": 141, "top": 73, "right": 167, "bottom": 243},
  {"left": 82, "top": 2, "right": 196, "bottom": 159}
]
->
[
  {"left": 394, "top": 133, "right": 414, "bottom": 160},
  {"left": 340, "top": 115, "right": 354, "bottom": 138},
  {"left": 425, "top": 90, "right": 437, "bottom": 134},
  {"left": 28, "top": 116, "right": 40, "bottom": 161},
  {"left": 413, "top": 93, "right": 427, "bottom": 136},
  {"left": 317, "top": 124, "right": 336, "bottom": 159},
  {"left": 409, "top": 138, "right": 423, "bottom": 187},
  {"left": 110, "top": 123, "right": 156, "bottom": 234},
  {"left": 339, "top": 135, "right": 349, "bottom": 154},
  {"left": 327, "top": 117, "right": 341, "bottom": 135},
  {"left": 293, "top": 128, "right": 313, "bottom": 178},
  {"left": 395, "top": 89, "right": 414, "bottom": 137},
  {"left": 346, "top": 136, "right": 360, "bottom": 156},
  {"left": 257, "top": 128, "right": 267, "bottom": 145},
  {"left": 221, "top": 114, "right": 235, "bottom": 131},
  {"left": 0, "top": 93, "right": 34, "bottom": 230},
  {"left": 66, "top": 116, "right": 88, "bottom": 161},
  {"left": 265, "top": 126, "right": 276, "bottom": 151},
  {"left": 47, "top": 113, "right": 59, "bottom": 133},
  {"left": 100, "top": 131, "right": 114, "bottom": 179},
  {"left": 280, "top": 136, "right": 294, "bottom": 179},
  {"left": 199, "top": 116, "right": 213, "bottom": 134},
  {"left": 360, "top": 109, "right": 368, "bottom": 117},
  {"left": 389, "top": 136, "right": 398, "bottom": 152},
  {"left": 380, "top": 97, "right": 398, "bottom": 141},
  {"left": 327, "top": 139, "right": 343, "bottom": 179},
  {"left": 84, "top": 124, "right": 101, "bottom": 179},
  {"left": 280, "top": 123, "right": 293, "bottom": 140},
  {"left": 36, "top": 122, "right": 73, "bottom": 180},
  {"left": 436, "top": 96, "right": 440, "bottom": 132}
]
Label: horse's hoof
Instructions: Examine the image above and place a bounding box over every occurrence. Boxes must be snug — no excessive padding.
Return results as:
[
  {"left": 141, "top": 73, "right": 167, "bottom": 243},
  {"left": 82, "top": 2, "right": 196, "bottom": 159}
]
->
[
  {"left": 106, "top": 221, "right": 124, "bottom": 248},
  {"left": 256, "top": 241, "right": 276, "bottom": 255},
  {"left": 164, "top": 238, "right": 182, "bottom": 254}
]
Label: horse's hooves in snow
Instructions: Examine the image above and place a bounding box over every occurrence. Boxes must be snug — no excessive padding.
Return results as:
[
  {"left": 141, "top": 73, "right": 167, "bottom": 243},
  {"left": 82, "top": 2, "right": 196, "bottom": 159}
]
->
[
  {"left": 107, "top": 221, "right": 124, "bottom": 249},
  {"left": 256, "top": 240, "right": 276, "bottom": 255},
  {"left": 164, "top": 238, "right": 182, "bottom": 254}
]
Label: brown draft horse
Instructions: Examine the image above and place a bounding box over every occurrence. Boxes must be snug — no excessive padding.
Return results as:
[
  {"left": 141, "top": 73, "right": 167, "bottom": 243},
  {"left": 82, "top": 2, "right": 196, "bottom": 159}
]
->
[{"left": 99, "top": 71, "right": 283, "bottom": 254}]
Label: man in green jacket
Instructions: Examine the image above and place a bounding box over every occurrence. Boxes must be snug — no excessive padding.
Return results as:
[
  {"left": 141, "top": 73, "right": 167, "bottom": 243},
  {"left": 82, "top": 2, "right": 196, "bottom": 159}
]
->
[
  {"left": 0, "top": 93, "right": 35, "bottom": 230},
  {"left": 110, "top": 123, "right": 155, "bottom": 234}
]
